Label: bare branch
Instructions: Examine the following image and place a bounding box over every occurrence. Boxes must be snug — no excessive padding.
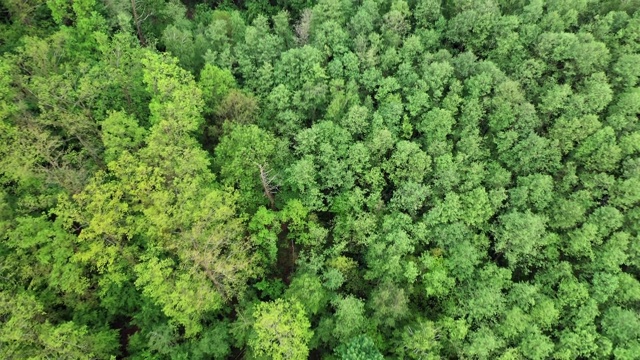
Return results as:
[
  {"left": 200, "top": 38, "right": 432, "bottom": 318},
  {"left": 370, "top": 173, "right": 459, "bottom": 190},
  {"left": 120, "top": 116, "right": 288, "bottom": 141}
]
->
[
  {"left": 130, "top": 0, "right": 147, "bottom": 46},
  {"left": 294, "top": 9, "right": 313, "bottom": 45},
  {"left": 257, "top": 163, "right": 277, "bottom": 209}
]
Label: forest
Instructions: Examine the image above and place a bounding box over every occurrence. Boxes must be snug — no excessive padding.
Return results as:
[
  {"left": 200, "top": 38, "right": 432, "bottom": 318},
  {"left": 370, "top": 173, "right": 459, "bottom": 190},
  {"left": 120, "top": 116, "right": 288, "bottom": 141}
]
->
[{"left": 1, "top": 0, "right": 640, "bottom": 358}]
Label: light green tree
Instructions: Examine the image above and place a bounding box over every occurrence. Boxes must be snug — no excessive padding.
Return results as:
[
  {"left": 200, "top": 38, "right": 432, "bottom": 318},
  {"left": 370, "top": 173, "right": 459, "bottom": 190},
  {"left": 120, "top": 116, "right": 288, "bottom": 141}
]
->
[{"left": 250, "top": 299, "right": 313, "bottom": 360}]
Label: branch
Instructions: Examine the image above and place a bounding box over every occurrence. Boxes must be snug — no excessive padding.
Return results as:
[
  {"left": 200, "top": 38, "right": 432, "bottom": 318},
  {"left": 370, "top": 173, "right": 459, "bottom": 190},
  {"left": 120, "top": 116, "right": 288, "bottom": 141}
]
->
[
  {"left": 257, "top": 163, "right": 276, "bottom": 209},
  {"left": 130, "top": 0, "right": 147, "bottom": 46}
]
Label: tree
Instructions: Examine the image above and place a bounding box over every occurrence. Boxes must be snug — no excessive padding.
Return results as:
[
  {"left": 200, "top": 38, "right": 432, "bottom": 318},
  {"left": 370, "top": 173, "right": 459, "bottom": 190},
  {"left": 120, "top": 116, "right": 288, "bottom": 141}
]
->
[
  {"left": 349, "top": 0, "right": 380, "bottom": 38},
  {"left": 198, "top": 64, "right": 236, "bottom": 116},
  {"left": 464, "top": 326, "right": 506, "bottom": 359},
  {"left": 336, "top": 335, "right": 385, "bottom": 360},
  {"left": 214, "top": 124, "right": 283, "bottom": 211},
  {"left": 445, "top": 0, "right": 502, "bottom": 55},
  {"left": 397, "top": 319, "right": 441, "bottom": 359},
  {"left": 494, "top": 211, "right": 548, "bottom": 268},
  {"left": 103, "top": 0, "right": 175, "bottom": 46},
  {"left": 0, "top": 291, "right": 118, "bottom": 359},
  {"left": 414, "top": 0, "right": 443, "bottom": 29},
  {"left": 573, "top": 127, "right": 622, "bottom": 172},
  {"left": 235, "top": 15, "right": 284, "bottom": 92},
  {"left": 382, "top": 0, "right": 411, "bottom": 47},
  {"left": 458, "top": 264, "right": 512, "bottom": 323},
  {"left": 59, "top": 50, "right": 258, "bottom": 342},
  {"left": 249, "top": 299, "right": 313, "bottom": 360},
  {"left": 285, "top": 272, "right": 329, "bottom": 315},
  {"left": 101, "top": 110, "right": 146, "bottom": 163},
  {"left": 384, "top": 140, "right": 432, "bottom": 185},
  {"left": 332, "top": 295, "right": 368, "bottom": 341},
  {"left": 369, "top": 280, "right": 409, "bottom": 327}
]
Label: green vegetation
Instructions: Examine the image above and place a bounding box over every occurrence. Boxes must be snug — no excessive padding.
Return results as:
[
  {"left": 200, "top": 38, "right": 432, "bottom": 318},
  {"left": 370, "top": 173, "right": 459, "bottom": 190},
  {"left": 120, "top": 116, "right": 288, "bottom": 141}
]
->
[{"left": 2, "top": 0, "right": 640, "bottom": 358}]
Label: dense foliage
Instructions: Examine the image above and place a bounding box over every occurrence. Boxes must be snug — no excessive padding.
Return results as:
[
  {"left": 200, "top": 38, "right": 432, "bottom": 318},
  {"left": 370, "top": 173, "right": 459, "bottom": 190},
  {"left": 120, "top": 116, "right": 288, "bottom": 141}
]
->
[{"left": 2, "top": 0, "right": 640, "bottom": 358}]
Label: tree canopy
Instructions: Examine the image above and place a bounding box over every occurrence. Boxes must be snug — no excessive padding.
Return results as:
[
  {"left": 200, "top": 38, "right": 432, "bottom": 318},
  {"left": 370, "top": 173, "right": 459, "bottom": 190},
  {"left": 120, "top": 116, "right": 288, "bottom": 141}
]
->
[{"left": 2, "top": 0, "right": 640, "bottom": 358}]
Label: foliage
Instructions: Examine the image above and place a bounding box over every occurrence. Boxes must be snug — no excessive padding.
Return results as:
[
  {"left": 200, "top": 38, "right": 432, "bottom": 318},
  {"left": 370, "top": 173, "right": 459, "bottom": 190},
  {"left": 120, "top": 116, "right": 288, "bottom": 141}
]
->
[
  {"left": 1, "top": 0, "right": 640, "bottom": 358},
  {"left": 249, "top": 299, "right": 313, "bottom": 360}
]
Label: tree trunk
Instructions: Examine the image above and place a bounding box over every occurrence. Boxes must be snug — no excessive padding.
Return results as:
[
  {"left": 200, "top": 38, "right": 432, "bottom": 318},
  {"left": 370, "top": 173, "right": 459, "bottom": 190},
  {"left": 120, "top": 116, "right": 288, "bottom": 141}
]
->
[{"left": 130, "top": 0, "right": 146, "bottom": 46}]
